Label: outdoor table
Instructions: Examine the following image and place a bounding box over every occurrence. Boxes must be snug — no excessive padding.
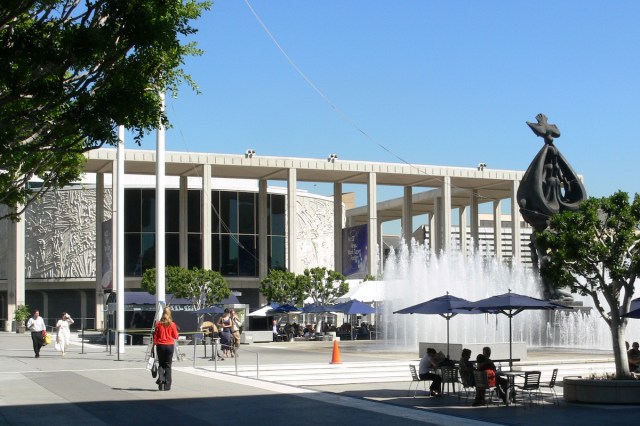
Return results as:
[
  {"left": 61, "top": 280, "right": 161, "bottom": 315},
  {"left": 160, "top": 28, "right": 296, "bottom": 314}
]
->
[{"left": 499, "top": 371, "right": 524, "bottom": 406}]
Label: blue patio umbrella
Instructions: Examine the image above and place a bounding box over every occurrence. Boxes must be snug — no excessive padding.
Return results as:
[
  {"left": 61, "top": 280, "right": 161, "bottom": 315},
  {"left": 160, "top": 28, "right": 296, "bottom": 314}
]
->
[
  {"left": 460, "top": 290, "right": 571, "bottom": 367},
  {"left": 393, "top": 293, "right": 481, "bottom": 358},
  {"left": 269, "top": 303, "right": 301, "bottom": 314},
  {"left": 331, "top": 299, "right": 377, "bottom": 315},
  {"left": 622, "top": 297, "right": 640, "bottom": 319}
]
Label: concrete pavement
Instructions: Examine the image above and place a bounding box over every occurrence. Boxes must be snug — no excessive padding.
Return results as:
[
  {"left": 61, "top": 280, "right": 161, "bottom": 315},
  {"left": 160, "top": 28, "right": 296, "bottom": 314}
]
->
[{"left": 0, "top": 331, "right": 636, "bottom": 426}]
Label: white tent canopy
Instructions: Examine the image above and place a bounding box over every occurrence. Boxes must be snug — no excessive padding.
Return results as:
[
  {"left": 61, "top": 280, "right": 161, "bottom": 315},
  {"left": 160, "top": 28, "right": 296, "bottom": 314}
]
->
[{"left": 336, "top": 280, "right": 386, "bottom": 303}]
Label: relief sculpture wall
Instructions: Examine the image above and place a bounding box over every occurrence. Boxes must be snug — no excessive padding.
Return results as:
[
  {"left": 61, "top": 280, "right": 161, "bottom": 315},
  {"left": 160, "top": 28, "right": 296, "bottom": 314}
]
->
[
  {"left": 24, "top": 188, "right": 112, "bottom": 279},
  {"left": 296, "top": 196, "right": 335, "bottom": 271}
]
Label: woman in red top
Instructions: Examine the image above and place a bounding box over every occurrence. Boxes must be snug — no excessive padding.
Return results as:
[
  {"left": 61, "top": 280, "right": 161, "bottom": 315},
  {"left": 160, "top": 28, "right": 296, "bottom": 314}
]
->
[{"left": 153, "top": 307, "right": 179, "bottom": 391}]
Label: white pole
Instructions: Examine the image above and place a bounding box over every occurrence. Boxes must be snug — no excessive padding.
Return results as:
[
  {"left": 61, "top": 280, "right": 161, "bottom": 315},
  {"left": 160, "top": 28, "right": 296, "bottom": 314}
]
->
[
  {"left": 116, "top": 126, "right": 125, "bottom": 353},
  {"left": 156, "top": 92, "right": 166, "bottom": 305}
]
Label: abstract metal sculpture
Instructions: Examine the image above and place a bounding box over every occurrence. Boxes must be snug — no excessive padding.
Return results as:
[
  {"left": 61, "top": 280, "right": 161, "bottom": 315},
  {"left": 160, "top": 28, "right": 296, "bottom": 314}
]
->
[{"left": 517, "top": 114, "right": 587, "bottom": 300}]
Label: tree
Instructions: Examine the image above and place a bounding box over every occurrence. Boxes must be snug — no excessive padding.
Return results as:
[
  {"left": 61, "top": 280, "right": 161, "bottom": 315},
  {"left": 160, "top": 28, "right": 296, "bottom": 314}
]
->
[
  {"left": 0, "top": 0, "right": 210, "bottom": 221},
  {"left": 537, "top": 191, "right": 640, "bottom": 378},
  {"left": 297, "top": 267, "right": 348, "bottom": 307},
  {"left": 141, "top": 266, "right": 231, "bottom": 312},
  {"left": 259, "top": 269, "right": 304, "bottom": 306}
]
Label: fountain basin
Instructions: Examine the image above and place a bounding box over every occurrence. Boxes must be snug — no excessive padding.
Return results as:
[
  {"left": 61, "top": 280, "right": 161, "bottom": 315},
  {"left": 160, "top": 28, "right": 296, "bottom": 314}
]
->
[
  {"left": 418, "top": 342, "right": 527, "bottom": 361},
  {"left": 563, "top": 377, "right": 640, "bottom": 404}
]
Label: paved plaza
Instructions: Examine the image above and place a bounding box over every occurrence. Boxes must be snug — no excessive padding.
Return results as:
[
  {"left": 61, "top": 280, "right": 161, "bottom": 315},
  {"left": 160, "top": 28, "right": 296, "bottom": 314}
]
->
[{"left": 0, "top": 331, "right": 637, "bottom": 426}]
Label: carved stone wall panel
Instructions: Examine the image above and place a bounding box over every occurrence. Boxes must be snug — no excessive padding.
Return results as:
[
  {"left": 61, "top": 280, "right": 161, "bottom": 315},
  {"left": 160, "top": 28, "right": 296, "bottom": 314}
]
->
[
  {"left": 296, "top": 196, "right": 334, "bottom": 271},
  {"left": 24, "top": 188, "right": 112, "bottom": 279}
]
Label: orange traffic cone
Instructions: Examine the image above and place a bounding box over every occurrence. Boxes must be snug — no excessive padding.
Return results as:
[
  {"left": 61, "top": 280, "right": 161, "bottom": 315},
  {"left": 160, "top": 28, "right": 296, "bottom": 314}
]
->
[{"left": 330, "top": 339, "right": 342, "bottom": 364}]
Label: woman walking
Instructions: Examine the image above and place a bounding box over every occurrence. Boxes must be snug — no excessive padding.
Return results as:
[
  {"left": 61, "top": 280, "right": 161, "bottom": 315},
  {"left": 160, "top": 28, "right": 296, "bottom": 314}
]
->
[
  {"left": 217, "top": 309, "right": 233, "bottom": 357},
  {"left": 55, "top": 312, "right": 74, "bottom": 356},
  {"left": 153, "top": 307, "right": 179, "bottom": 391}
]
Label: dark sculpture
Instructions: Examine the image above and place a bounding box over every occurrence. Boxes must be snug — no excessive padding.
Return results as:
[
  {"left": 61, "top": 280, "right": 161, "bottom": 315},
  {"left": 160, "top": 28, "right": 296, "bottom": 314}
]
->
[{"left": 517, "top": 114, "right": 587, "bottom": 300}]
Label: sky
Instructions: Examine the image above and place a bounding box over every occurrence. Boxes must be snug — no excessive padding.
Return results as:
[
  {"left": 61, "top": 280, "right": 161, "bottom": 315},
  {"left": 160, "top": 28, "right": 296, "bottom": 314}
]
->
[{"left": 132, "top": 0, "right": 640, "bottom": 210}]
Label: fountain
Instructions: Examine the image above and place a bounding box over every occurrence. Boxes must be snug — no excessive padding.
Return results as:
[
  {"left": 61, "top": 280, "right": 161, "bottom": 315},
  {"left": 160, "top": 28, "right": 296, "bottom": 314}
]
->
[{"left": 379, "top": 239, "right": 640, "bottom": 352}]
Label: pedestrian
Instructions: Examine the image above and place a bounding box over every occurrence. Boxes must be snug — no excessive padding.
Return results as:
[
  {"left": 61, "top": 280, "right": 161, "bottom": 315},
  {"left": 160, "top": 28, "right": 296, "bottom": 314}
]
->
[
  {"left": 55, "top": 312, "right": 74, "bottom": 356},
  {"left": 26, "top": 309, "right": 46, "bottom": 358},
  {"left": 217, "top": 309, "right": 233, "bottom": 357},
  {"left": 153, "top": 307, "right": 179, "bottom": 391},
  {"left": 230, "top": 309, "right": 242, "bottom": 357}
]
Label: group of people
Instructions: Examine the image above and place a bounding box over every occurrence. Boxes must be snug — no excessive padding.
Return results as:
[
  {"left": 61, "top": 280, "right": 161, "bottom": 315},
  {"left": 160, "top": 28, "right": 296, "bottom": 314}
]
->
[
  {"left": 25, "top": 309, "right": 75, "bottom": 358},
  {"left": 627, "top": 341, "right": 640, "bottom": 372},
  {"left": 419, "top": 346, "right": 508, "bottom": 406}
]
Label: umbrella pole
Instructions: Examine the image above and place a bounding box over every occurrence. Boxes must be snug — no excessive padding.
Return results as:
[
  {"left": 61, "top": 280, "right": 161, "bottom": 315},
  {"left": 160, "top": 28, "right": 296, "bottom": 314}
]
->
[
  {"left": 509, "top": 315, "right": 513, "bottom": 369},
  {"left": 446, "top": 318, "right": 450, "bottom": 359}
]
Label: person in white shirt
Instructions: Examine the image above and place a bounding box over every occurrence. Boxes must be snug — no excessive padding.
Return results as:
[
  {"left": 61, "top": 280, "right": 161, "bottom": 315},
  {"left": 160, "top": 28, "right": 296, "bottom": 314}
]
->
[
  {"left": 55, "top": 312, "right": 74, "bottom": 356},
  {"left": 26, "top": 309, "right": 46, "bottom": 358},
  {"left": 418, "top": 347, "right": 442, "bottom": 396}
]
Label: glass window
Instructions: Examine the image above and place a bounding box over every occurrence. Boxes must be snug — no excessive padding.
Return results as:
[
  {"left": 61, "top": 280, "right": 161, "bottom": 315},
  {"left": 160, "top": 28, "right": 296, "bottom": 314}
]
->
[
  {"left": 165, "top": 233, "right": 180, "bottom": 266},
  {"left": 238, "top": 192, "right": 255, "bottom": 234},
  {"left": 141, "top": 189, "right": 156, "bottom": 232},
  {"left": 220, "top": 192, "right": 238, "bottom": 234},
  {"left": 270, "top": 194, "right": 285, "bottom": 235},
  {"left": 211, "top": 234, "right": 220, "bottom": 272},
  {"left": 269, "top": 235, "right": 286, "bottom": 270},
  {"left": 124, "top": 189, "right": 141, "bottom": 232},
  {"left": 220, "top": 234, "right": 239, "bottom": 276},
  {"left": 238, "top": 235, "right": 256, "bottom": 276},
  {"left": 210, "top": 190, "right": 220, "bottom": 233},
  {"left": 124, "top": 233, "right": 142, "bottom": 276},
  {"left": 141, "top": 233, "right": 155, "bottom": 271},
  {"left": 188, "top": 189, "right": 201, "bottom": 233},
  {"left": 165, "top": 190, "right": 179, "bottom": 233},
  {"left": 188, "top": 234, "right": 202, "bottom": 269}
]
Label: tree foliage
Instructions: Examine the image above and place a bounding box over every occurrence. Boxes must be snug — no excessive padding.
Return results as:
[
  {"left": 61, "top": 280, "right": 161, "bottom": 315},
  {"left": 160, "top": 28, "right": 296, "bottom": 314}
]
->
[
  {"left": 259, "top": 267, "right": 349, "bottom": 308},
  {"left": 297, "top": 267, "right": 348, "bottom": 307},
  {"left": 0, "top": 0, "right": 210, "bottom": 220},
  {"left": 141, "top": 266, "right": 231, "bottom": 311},
  {"left": 537, "top": 191, "right": 640, "bottom": 378},
  {"left": 259, "top": 269, "right": 303, "bottom": 306}
]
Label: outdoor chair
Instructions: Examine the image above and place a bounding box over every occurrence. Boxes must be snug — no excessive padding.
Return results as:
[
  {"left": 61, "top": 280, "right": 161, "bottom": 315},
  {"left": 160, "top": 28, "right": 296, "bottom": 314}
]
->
[
  {"left": 473, "top": 370, "right": 500, "bottom": 407},
  {"left": 514, "top": 371, "right": 542, "bottom": 408},
  {"left": 408, "top": 364, "right": 429, "bottom": 397},
  {"left": 458, "top": 370, "right": 475, "bottom": 401},
  {"left": 539, "top": 368, "right": 559, "bottom": 405},
  {"left": 440, "top": 366, "right": 459, "bottom": 396}
]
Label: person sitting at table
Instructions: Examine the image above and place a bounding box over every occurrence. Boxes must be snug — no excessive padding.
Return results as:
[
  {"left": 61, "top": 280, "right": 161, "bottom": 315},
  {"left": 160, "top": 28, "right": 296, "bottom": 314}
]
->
[
  {"left": 475, "top": 353, "right": 508, "bottom": 405},
  {"left": 419, "top": 348, "right": 442, "bottom": 397},
  {"left": 483, "top": 346, "right": 509, "bottom": 398},
  {"left": 628, "top": 341, "right": 640, "bottom": 372},
  {"left": 459, "top": 348, "right": 475, "bottom": 387}
]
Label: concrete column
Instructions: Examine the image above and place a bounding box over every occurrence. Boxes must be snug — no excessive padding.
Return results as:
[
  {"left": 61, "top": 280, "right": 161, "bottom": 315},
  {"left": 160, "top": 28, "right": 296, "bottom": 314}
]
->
[
  {"left": 402, "top": 186, "right": 413, "bottom": 245},
  {"left": 442, "top": 176, "right": 452, "bottom": 252},
  {"left": 377, "top": 219, "right": 383, "bottom": 276},
  {"left": 287, "top": 168, "right": 298, "bottom": 273},
  {"left": 428, "top": 212, "right": 436, "bottom": 254},
  {"left": 95, "top": 173, "right": 105, "bottom": 329},
  {"left": 258, "top": 179, "right": 268, "bottom": 279},
  {"left": 367, "top": 173, "right": 378, "bottom": 277},
  {"left": 201, "top": 164, "right": 212, "bottom": 270},
  {"left": 155, "top": 92, "right": 166, "bottom": 305},
  {"left": 511, "top": 180, "right": 521, "bottom": 263},
  {"left": 115, "top": 127, "right": 125, "bottom": 353},
  {"left": 6, "top": 207, "right": 25, "bottom": 332},
  {"left": 493, "top": 199, "right": 502, "bottom": 259},
  {"left": 179, "top": 176, "right": 188, "bottom": 268},
  {"left": 434, "top": 197, "right": 443, "bottom": 252},
  {"left": 459, "top": 205, "right": 468, "bottom": 256},
  {"left": 470, "top": 190, "right": 480, "bottom": 251},
  {"left": 333, "top": 182, "right": 343, "bottom": 274}
]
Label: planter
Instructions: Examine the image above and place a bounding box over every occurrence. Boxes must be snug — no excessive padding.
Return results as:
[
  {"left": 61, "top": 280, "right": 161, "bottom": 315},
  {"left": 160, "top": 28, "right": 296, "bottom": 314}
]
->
[{"left": 563, "top": 377, "right": 640, "bottom": 404}]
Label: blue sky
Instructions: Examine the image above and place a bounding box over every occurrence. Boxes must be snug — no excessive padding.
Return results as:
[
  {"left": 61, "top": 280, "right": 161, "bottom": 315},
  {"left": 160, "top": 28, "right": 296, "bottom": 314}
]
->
[{"left": 133, "top": 0, "right": 639, "bottom": 209}]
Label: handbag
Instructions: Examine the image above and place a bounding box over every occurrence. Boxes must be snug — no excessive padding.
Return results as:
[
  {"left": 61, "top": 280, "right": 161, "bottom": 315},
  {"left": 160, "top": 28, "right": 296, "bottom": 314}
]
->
[
  {"left": 151, "top": 360, "right": 158, "bottom": 378},
  {"left": 43, "top": 333, "right": 51, "bottom": 345}
]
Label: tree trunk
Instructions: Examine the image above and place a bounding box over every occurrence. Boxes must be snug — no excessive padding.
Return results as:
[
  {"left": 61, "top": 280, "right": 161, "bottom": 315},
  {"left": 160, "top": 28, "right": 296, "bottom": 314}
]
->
[{"left": 610, "top": 320, "right": 631, "bottom": 378}]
